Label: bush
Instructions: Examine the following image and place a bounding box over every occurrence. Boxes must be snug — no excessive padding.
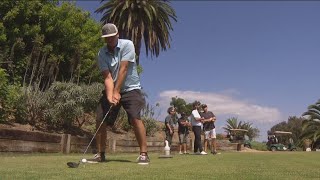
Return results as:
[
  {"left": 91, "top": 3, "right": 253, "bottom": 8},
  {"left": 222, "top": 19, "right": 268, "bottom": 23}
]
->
[
  {"left": 216, "top": 133, "right": 226, "bottom": 140},
  {"left": 0, "top": 69, "right": 24, "bottom": 124},
  {"left": 6, "top": 85, "right": 28, "bottom": 124},
  {"left": 141, "top": 103, "right": 160, "bottom": 136},
  {"left": 143, "top": 116, "right": 160, "bottom": 136},
  {"left": 0, "top": 68, "right": 8, "bottom": 123},
  {"left": 44, "top": 82, "right": 103, "bottom": 129},
  {"left": 251, "top": 141, "right": 268, "bottom": 151},
  {"left": 23, "top": 85, "right": 48, "bottom": 126}
]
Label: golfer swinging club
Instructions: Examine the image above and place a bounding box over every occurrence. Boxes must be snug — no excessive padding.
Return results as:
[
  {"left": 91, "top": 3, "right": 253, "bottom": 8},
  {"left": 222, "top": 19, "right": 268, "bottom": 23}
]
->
[{"left": 94, "top": 23, "right": 149, "bottom": 165}]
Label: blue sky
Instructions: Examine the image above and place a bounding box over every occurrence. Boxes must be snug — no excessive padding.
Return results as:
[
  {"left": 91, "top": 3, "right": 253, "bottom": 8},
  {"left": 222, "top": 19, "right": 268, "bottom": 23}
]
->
[{"left": 75, "top": 1, "right": 320, "bottom": 141}]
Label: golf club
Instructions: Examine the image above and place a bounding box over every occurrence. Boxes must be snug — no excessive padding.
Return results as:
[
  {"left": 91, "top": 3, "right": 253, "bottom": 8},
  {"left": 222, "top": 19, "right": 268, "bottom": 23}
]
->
[{"left": 67, "top": 105, "right": 113, "bottom": 168}]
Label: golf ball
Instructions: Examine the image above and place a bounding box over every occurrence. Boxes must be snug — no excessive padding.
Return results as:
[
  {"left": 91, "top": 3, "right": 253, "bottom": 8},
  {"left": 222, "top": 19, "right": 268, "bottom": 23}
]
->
[{"left": 81, "top": 158, "right": 87, "bottom": 163}]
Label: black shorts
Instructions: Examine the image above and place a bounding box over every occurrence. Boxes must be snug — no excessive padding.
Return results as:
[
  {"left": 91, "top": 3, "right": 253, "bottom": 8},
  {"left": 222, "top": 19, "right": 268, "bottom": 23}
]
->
[{"left": 100, "top": 89, "right": 145, "bottom": 125}]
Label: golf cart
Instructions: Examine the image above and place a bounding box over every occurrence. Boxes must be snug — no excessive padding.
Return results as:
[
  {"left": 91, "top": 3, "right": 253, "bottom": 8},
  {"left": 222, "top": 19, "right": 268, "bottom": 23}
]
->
[
  {"left": 267, "top": 131, "right": 296, "bottom": 151},
  {"left": 227, "top": 129, "right": 252, "bottom": 150}
]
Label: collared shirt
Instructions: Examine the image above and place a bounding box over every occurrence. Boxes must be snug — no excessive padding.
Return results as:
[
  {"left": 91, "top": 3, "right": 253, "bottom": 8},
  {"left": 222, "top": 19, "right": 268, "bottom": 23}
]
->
[
  {"left": 165, "top": 114, "right": 175, "bottom": 132},
  {"left": 97, "top": 39, "right": 141, "bottom": 93},
  {"left": 191, "top": 109, "right": 202, "bottom": 126},
  {"left": 201, "top": 111, "right": 215, "bottom": 131}
]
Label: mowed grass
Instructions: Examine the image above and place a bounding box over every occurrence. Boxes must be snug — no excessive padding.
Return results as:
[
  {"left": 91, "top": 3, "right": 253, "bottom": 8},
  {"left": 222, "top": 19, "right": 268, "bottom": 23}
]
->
[{"left": 1, "top": 152, "right": 320, "bottom": 180}]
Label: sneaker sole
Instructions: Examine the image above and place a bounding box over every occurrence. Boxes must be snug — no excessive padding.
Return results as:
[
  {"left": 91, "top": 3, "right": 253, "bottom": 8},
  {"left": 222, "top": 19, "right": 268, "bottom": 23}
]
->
[
  {"left": 138, "top": 162, "right": 149, "bottom": 165},
  {"left": 86, "top": 160, "right": 99, "bottom": 164},
  {"left": 86, "top": 158, "right": 105, "bottom": 162}
]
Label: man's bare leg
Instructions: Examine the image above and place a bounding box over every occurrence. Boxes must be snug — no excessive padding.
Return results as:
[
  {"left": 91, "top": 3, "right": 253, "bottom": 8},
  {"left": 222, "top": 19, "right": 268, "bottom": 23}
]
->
[
  {"left": 183, "top": 143, "right": 187, "bottom": 153},
  {"left": 131, "top": 119, "right": 147, "bottom": 154},
  {"left": 204, "top": 139, "right": 208, "bottom": 152},
  {"left": 95, "top": 122, "right": 106, "bottom": 161},
  {"left": 95, "top": 103, "right": 106, "bottom": 161},
  {"left": 212, "top": 138, "right": 217, "bottom": 153}
]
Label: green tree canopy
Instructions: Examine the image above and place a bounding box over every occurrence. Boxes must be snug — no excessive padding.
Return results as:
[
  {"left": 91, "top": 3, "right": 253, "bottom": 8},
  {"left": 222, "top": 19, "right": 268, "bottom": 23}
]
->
[
  {"left": 169, "top": 96, "right": 200, "bottom": 116},
  {"left": 268, "top": 116, "right": 304, "bottom": 146},
  {"left": 0, "top": 0, "right": 103, "bottom": 87}
]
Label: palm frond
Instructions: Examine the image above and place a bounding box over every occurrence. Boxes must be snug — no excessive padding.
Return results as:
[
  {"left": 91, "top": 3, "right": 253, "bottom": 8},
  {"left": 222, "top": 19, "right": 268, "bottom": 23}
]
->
[{"left": 96, "top": 0, "right": 177, "bottom": 64}]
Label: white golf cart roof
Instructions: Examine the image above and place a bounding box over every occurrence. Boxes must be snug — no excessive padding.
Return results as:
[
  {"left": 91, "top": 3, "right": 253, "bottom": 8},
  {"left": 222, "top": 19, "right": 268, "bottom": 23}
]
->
[{"left": 274, "top": 131, "right": 292, "bottom": 134}]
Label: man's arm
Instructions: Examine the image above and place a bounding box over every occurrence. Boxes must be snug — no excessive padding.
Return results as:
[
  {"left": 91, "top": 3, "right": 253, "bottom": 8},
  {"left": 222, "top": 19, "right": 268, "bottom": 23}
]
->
[
  {"left": 165, "top": 117, "right": 173, "bottom": 134},
  {"left": 211, "top": 112, "right": 216, "bottom": 122},
  {"left": 102, "top": 70, "right": 114, "bottom": 104},
  {"left": 192, "top": 110, "right": 204, "bottom": 122},
  {"left": 112, "top": 61, "right": 129, "bottom": 104},
  {"left": 203, "top": 117, "right": 214, "bottom": 122},
  {"left": 166, "top": 123, "right": 173, "bottom": 131}
]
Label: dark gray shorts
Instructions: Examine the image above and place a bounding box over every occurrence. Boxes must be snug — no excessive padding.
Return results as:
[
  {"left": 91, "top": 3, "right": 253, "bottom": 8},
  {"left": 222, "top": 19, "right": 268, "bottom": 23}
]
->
[
  {"left": 100, "top": 89, "right": 145, "bottom": 125},
  {"left": 179, "top": 133, "right": 189, "bottom": 144}
]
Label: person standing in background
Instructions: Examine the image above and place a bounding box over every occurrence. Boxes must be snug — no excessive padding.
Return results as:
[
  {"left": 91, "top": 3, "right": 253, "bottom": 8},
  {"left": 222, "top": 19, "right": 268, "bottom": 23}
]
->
[
  {"left": 201, "top": 104, "right": 219, "bottom": 154},
  {"left": 191, "top": 101, "right": 207, "bottom": 155},
  {"left": 165, "top": 107, "right": 176, "bottom": 147},
  {"left": 178, "top": 112, "right": 191, "bottom": 154}
]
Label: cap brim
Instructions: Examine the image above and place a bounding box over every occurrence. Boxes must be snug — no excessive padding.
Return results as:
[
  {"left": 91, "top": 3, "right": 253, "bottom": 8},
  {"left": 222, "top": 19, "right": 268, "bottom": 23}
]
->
[{"left": 101, "top": 32, "right": 117, "bottom": 38}]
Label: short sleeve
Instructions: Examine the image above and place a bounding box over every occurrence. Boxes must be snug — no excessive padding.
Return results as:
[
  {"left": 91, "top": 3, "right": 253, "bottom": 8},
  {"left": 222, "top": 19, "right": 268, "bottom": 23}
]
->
[
  {"left": 97, "top": 48, "right": 109, "bottom": 72},
  {"left": 121, "top": 41, "right": 135, "bottom": 62},
  {"left": 165, "top": 116, "right": 170, "bottom": 124},
  {"left": 192, "top": 110, "right": 201, "bottom": 118}
]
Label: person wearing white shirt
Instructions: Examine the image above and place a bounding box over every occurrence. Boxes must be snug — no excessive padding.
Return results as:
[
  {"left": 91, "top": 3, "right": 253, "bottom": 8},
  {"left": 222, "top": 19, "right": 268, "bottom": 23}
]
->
[{"left": 190, "top": 101, "right": 207, "bottom": 155}]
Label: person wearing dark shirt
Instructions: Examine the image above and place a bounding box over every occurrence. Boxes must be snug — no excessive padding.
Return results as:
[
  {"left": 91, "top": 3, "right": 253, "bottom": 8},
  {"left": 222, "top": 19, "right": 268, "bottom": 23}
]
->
[
  {"left": 165, "top": 107, "right": 176, "bottom": 147},
  {"left": 178, "top": 112, "right": 191, "bottom": 154},
  {"left": 200, "top": 104, "right": 218, "bottom": 154}
]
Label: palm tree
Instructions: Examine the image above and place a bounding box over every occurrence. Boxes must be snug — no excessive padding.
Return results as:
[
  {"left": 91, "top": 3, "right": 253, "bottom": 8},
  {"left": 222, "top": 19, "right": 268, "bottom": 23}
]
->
[
  {"left": 223, "top": 117, "right": 243, "bottom": 132},
  {"left": 95, "top": 0, "right": 177, "bottom": 65},
  {"left": 242, "top": 122, "right": 260, "bottom": 140},
  {"left": 301, "top": 99, "right": 320, "bottom": 148},
  {"left": 223, "top": 117, "right": 259, "bottom": 140}
]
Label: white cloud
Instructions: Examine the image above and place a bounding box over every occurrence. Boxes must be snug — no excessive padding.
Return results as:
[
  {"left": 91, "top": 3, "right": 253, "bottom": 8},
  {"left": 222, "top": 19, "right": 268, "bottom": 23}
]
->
[{"left": 158, "top": 90, "right": 282, "bottom": 124}]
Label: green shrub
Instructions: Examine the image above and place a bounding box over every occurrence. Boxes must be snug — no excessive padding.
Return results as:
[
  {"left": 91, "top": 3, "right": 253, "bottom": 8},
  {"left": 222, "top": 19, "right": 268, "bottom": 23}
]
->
[
  {"left": 23, "top": 85, "right": 48, "bottom": 125},
  {"left": 141, "top": 103, "right": 160, "bottom": 136},
  {"left": 216, "top": 133, "right": 226, "bottom": 140},
  {"left": 0, "top": 68, "right": 8, "bottom": 122},
  {"left": 251, "top": 141, "right": 268, "bottom": 151},
  {"left": 43, "top": 82, "right": 103, "bottom": 129},
  {"left": 143, "top": 116, "right": 160, "bottom": 136},
  {"left": 6, "top": 85, "right": 28, "bottom": 124}
]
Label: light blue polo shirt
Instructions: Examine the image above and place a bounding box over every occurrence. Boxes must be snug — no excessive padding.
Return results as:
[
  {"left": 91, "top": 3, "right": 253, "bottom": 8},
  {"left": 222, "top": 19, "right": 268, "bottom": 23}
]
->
[{"left": 97, "top": 39, "right": 141, "bottom": 93}]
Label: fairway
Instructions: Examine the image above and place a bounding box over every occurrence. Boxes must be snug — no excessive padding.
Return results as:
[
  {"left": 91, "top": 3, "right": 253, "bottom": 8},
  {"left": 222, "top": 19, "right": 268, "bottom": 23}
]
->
[{"left": 1, "top": 152, "right": 320, "bottom": 180}]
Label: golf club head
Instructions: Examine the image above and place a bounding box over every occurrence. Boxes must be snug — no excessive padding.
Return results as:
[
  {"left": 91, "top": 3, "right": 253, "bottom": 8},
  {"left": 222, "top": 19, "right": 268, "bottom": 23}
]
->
[{"left": 67, "top": 162, "right": 80, "bottom": 168}]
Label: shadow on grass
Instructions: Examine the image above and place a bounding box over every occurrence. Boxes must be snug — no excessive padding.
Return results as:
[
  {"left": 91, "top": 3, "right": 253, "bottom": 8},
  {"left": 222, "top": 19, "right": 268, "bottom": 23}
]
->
[{"left": 106, "top": 159, "right": 133, "bottom": 163}]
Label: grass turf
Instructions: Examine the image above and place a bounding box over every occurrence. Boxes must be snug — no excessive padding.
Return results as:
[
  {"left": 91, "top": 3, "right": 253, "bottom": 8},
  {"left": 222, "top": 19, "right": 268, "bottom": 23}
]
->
[{"left": 0, "top": 152, "right": 319, "bottom": 180}]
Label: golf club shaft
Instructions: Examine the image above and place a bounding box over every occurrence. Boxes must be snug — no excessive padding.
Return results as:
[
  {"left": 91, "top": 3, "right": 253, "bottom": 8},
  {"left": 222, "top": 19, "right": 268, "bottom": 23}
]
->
[{"left": 82, "top": 105, "right": 113, "bottom": 156}]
